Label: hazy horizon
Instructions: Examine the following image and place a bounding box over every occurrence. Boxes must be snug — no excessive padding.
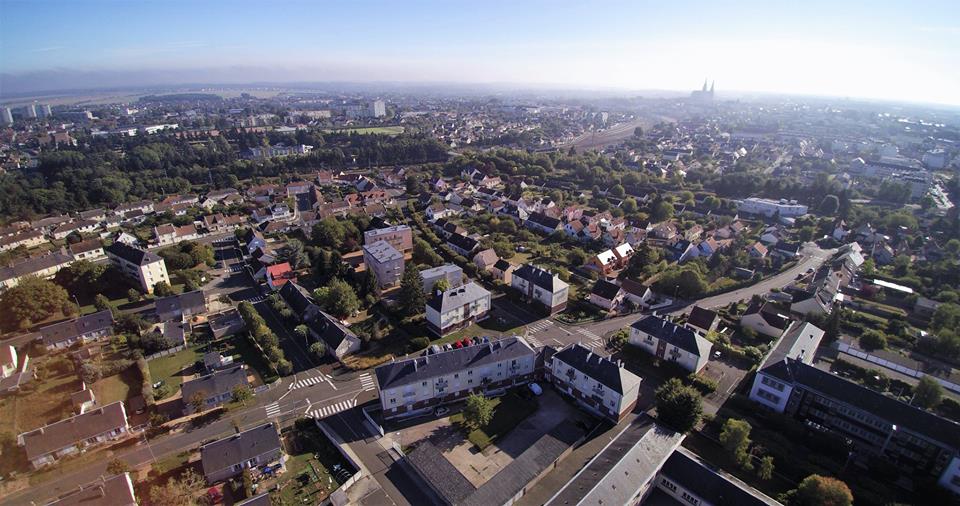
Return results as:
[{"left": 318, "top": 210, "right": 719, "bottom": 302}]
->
[{"left": 2, "top": 0, "right": 959, "bottom": 105}]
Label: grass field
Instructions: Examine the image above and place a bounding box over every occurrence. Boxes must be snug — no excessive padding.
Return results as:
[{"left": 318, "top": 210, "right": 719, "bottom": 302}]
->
[
  {"left": 148, "top": 345, "right": 202, "bottom": 397},
  {"left": 92, "top": 365, "right": 139, "bottom": 405},
  {"left": 323, "top": 126, "right": 404, "bottom": 136},
  {"left": 451, "top": 393, "right": 537, "bottom": 450}
]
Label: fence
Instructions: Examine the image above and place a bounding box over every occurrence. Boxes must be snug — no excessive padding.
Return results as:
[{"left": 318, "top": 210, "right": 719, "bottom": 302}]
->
[
  {"left": 144, "top": 344, "right": 186, "bottom": 361},
  {"left": 837, "top": 342, "right": 960, "bottom": 394}
]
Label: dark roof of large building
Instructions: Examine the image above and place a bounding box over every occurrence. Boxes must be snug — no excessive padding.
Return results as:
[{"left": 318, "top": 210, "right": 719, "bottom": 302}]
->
[
  {"left": 46, "top": 473, "right": 137, "bottom": 506},
  {"left": 686, "top": 305, "right": 719, "bottom": 332},
  {"left": 375, "top": 336, "right": 535, "bottom": 391},
  {"left": 307, "top": 311, "right": 357, "bottom": 350},
  {"left": 762, "top": 359, "right": 960, "bottom": 449},
  {"left": 660, "top": 448, "right": 781, "bottom": 506},
  {"left": 446, "top": 232, "right": 479, "bottom": 252},
  {"left": 513, "top": 264, "right": 567, "bottom": 292},
  {"left": 405, "top": 440, "right": 476, "bottom": 505},
  {"left": 278, "top": 281, "right": 317, "bottom": 315},
  {"left": 154, "top": 290, "right": 206, "bottom": 319},
  {"left": 631, "top": 315, "right": 709, "bottom": 357},
  {"left": 427, "top": 282, "right": 490, "bottom": 313},
  {"left": 553, "top": 343, "right": 641, "bottom": 394},
  {"left": 39, "top": 310, "right": 114, "bottom": 347},
  {"left": 181, "top": 365, "right": 248, "bottom": 402},
  {"left": 105, "top": 241, "right": 161, "bottom": 265},
  {"left": 590, "top": 279, "right": 623, "bottom": 300},
  {"left": 201, "top": 423, "right": 281, "bottom": 476},
  {"left": 0, "top": 251, "right": 74, "bottom": 282},
  {"left": 20, "top": 401, "right": 127, "bottom": 461},
  {"left": 526, "top": 212, "right": 561, "bottom": 230}
]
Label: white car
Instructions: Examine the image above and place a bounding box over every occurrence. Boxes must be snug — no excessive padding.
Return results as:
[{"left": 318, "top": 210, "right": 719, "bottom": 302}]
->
[{"left": 528, "top": 382, "right": 543, "bottom": 396}]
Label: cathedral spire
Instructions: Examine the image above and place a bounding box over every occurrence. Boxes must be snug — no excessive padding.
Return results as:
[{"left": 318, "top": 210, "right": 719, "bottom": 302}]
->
[
  {"left": 710, "top": 80, "right": 715, "bottom": 93},
  {"left": 702, "top": 78, "right": 708, "bottom": 92}
]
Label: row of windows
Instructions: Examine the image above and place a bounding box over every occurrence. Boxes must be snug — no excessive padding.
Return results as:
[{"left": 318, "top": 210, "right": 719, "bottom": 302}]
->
[
  {"left": 761, "top": 375, "right": 785, "bottom": 392},
  {"left": 755, "top": 389, "right": 782, "bottom": 405}
]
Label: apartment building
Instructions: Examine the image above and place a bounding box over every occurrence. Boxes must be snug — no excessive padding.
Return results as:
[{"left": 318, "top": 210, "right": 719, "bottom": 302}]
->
[
  {"left": 375, "top": 336, "right": 537, "bottom": 420},
  {"left": 629, "top": 315, "right": 713, "bottom": 373},
  {"left": 548, "top": 343, "right": 642, "bottom": 422},
  {"left": 737, "top": 197, "right": 808, "bottom": 218},
  {"left": 363, "top": 240, "right": 404, "bottom": 289},
  {"left": 420, "top": 264, "right": 463, "bottom": 294},
  {"left": 363, "top": 225, "right": 413, "bottom": 254},
  {"left": 425, "top": 282, "right": 491, "bottom": 336},
  {"left": 0, "top": 251, "right": 75, "bottom": 290},
  {"left": 18, "top": 401, "right": 129, "bottom": 469},
  {"left": 511, "top": 264, "right": 569, "bottom": 314},
  {"left": 105, "top": 242, "right": 170, "bottom": 294}
]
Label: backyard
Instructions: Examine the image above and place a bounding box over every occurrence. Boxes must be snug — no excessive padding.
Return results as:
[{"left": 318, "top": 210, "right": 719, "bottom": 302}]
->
[
  {"left": 0, "top": 354, "right": 83, "bottom": 436},
  {"left": 148, "top": 333, "right": 274, "bottom": 400},
  {"left": 276, "top": 419, "right": 355, "bottom": 504},
  {"left": 450, "top": 392, "right": 538, "bottom": 450}
]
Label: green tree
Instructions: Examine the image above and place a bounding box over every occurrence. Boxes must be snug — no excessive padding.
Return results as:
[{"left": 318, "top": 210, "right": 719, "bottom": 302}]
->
[
  {"left": 107, "top": 458, "right": 130, "bottom": 475},
  {"left": 788, "top": 475, "right": 853, "bottom": 506},
  {"left": 278, "top": 239, "right": 308, "bottom": 270},
  {"left": 153, "top": 281, "right": 174, "bottom": 297},
  {"left": 188, "top": 390, "right": 207, "bottom": 413},
  {"left": 654, "top": 378, "right": 703, "bottom": 433},
  {"left": 276, "top": 358, "right": 293, "bottom": 375},
  {"left": 294, "top": 324, "right": 309, "bottom": 342},
  {"left": 464, "top": 394, "right": 494, "bottom": 429},
  {"left": 309, "top": 341, "right": 327, "bottom": 360},
  {"left": 913, "top": 375, "right": 943, "bottom": 409},
  {"left": 312, "top": 218, "right": 346, "bottom": 250},
  {"left": 720, "top": 418, "right": 753, "bottom": 470},
  {"left": 758, "top": 455, "right": 775, "bottom": 480},
  {"left": 651, "top": 200, "right": 675, "bottom": 222},
  {"left": 433, "top": 278, "right": 450, "bottom": 293},
  {"left": 931, "top": 303, "right": 960, "bottom": 332},
  {"left": 621, "top": 197, "right": 638, "bottom": 214},
  {"left": 127, "top": 288, "right": 142, "bottom": 302},
  {"left": 0, "top": 277, "right": 71, "bottom": 330},
  {"left": 819, "top": 195, "right": 839, "bottom": 215},
  {"left": 399, "top": 267, "right": 426, "bottom": 316},
  {"left": 859, "top": 329, "right": 887, "bottom": 351},
  {"left": 232, "top": 384, "right": 253, "bottom": 406},
  {"left": 413, "top": 238, "right": 443, "bottom": 267},
  {"left": 610, "top": 184, "right": 626, "bottom": 198},
  {"left": 149, "top": 468, "right": 205, "bottom": 506},
  {"left": 93, "top": 293, "right": 112, "bottom": 313},
  {"left": 327, "top": 279, "right": 360, "bottom": 318}
]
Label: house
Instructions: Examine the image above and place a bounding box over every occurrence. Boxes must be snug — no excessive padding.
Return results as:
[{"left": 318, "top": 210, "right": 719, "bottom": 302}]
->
[
  {"left": 69, "top": 239, "right": 105, "bottom": 261},
  {"left": 203, "top": 351, "right": 235, "bottom": 372},
  {"left": 740, "top": 301, "right": 792, "bottom": 338},
  {"left": 306, "top": 311, "right": 362, "bottom": 360},
  {"left": 363, "top": 225, "right": 413, "bottom": 254},
  {"left": 78, "top": 208, "right": 107, "bottom": 222},
  {"left": 18, "top": 401, "right": 129, "bottom": 469},
  {"left": 749, "top": 358, "right": 960, "bottom": 494},
  {"left": 774, "top": 241, "right": 802, "bottom": 259},
  {"left": 363, "top": 240, "right": 404, "bottom": 289},
  {"left": 114, "top": 200, "right": 154, "bottom": 217},
  {"left": 202, "top": 213, "right": 245, "bottom": 233},
  {"left": 446, "top": 232, "right": 479, "bottom": 257},
  {"left": 473, "top": 248, "right": 498, "bottom": 272},
  {"left": 1, "top": 345, "right": 20, "bottom": 378},
  {"left": 590, "top": 249, "right": 619, "bottom": 275},
  {"left": 759, "top": 226, "right": 784, "bottom": 245},
  {"left": 588, "top": 279, "right": 624, "bottom": 311},
  {"left": 155, "top": 289, "right": 207, "bottom": 322},
  {"left": 153, "top": 223, "right": 198, "bottom": 246},
  {"left": 525, "top": 212, "right": 562, "bottom": 235},
  {"left": 0, "top": 344, "right": 31, "bottom": 394},
  {"left": 0, "top": 229, "right": 45, "bottom": 251},
  {"left": 790, "top": 269, "right": 841, "bottom": 316},
  {"left": 265, "top": 262, "right": 297, "bottom": 290},
  {"left": 72, "top": 387, "right": 97, "bottom": 414},
  {"left": 621, "top": 278, "right": 653, "bottom": 307},
  {"left": 748, "top": 242, "right": 768, "bottom": 259},
  {"left": 200, "top": 423, "right": 284, "bottom": 484},
  {"left": 252, "top": 204, "right": 293, "bottom": 224},
  {"left": 52, "top": 219, "right": 99, "bottom": 240},
  {"left": 511, "top": 264, "right": 569, "bottom": 314},
  {"left": 425, "top": 282, "right": 492, "bottom": 336},
  {"left": 685, "top": 306, "right": 719, "bottom": 335},
  {"left": 0, "top": 251, "right": 75, "bottom": 290},
  {"left": 105, "top": 242, "right": 170, "bottom": 294},
  {"left": 425, "top": 202, "right": 458, "bottom": 221},
  {"left": 46, "top": 472, "right": 138, "bottom": 506},
  {"left": 548, "top": 343, "right": 642, "bottom": 422},
  {"left": 39, "top": 310, "right": 114, "bottom": 351},
  {"left": 180, "top": 365, "right": 249, "bottom": 415},
  {"left": 629, "top": 315, "right": 713, "bottom": 373},
  {"left": 490, "top": 259, "right": 515, "bottom": 284},
  {"left": 420, "top": 264, "right": 463, "bottom": 294},
  {"left": 286, "top": 181, "right": 313, "bottom": 196},
  {"left": 375, "top": 336, "right": 537, "bottom": 420},
  {"left": 209, "top": 309, "right": 246, "bottom": 339},
  {"left": 278, "top": 282, "right": 321, "bottom": 323}
]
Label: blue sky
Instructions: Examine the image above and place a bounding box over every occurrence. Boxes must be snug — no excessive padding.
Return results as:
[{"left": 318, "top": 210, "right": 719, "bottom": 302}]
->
[{"left": 2, "top": 0, "right": 959, "bottom": 104}]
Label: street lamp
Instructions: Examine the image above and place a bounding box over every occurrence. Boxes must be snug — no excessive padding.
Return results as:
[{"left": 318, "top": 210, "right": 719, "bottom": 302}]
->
[{"left": 881, "top": 424, "right": 897, "bottom": 454}]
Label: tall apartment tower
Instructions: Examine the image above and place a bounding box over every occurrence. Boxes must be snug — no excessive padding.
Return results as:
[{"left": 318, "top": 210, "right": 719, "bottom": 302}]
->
[{"left": 0, "top": 108, "right": 13, "bottom": 126}]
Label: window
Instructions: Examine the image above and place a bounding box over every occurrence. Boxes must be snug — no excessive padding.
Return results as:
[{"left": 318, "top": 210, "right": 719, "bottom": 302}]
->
[
  {"left": 422, "top": 381, "right": 427, "bottom": 386},
  {"left": 756, "top": 390, "right": 781, "bottom": 405},
  {"left": 660, "top": 478, "right": 677, "bottom": 492},
  {"left": 761, "top": 376, "right": 785, "bottom": 392},
  {"left": 390, "top": 399, "right": 396, "bottom": 404}
]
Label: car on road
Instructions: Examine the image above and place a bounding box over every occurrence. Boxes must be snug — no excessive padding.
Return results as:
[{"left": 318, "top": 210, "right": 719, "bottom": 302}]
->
[
  {"left": 434, "top": 406, "right": 449, "bottom": 417},
  {"left": 528, "top": 382, "right": 543, "bottom": 396}
]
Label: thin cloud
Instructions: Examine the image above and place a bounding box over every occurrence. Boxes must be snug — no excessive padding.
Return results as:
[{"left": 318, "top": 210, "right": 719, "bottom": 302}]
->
[{"left": 30, "top": 46, "right": 65, "bottom": 53}]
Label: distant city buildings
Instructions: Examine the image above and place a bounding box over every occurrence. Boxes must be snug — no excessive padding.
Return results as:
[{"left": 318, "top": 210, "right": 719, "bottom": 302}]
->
[
  {"left": 738, "top": 197, "right": 808, "bottom": 218},
  {"left": 0, "top": 107, "right": 12, "bottom": 125}
]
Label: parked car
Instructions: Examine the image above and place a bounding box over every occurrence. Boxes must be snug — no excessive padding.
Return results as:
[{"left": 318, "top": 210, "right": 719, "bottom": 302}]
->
[
  {"left": 528, "top": 382, "right": 543, "bottom": 396},
  {"left": 434, "top": 406, "right": 450, "bottom": 417}
]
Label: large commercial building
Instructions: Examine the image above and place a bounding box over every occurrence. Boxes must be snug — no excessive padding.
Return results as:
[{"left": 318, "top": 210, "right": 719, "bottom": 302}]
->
[
  {"left": 375, "top": 336, "right": 537, "bottom": 420},
  {"left": 425, "top": 282, "right": 491, "bottom": 336},
  {"left": 511, "top": 264, "right": 569, "bottom": 314},
  {"left": 363, "top": 240, "right": 404, "bottom": 289},
  {"left": 105, "top": 242, "right": 170, "bottom": 294},
  {"left": 737, "top": 197, "right": 808, "bottom": 218}
]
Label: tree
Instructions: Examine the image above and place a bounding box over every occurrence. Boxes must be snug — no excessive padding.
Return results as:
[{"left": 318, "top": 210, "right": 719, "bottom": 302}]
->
[
  {"left": 93, "top": 293, "right": 112, "bottom": 313},
  {"left": 80, "top": 362, "right": 102, "bottom": 384},
  {"left": 413, "top": 238, "right": 443, "bottom": 267},
  {"left": 276, "top": 358, "right": 293, "bottom": 375},
  {"left": 931, "top": 303, "right": 960, "bottom": 332},
  {"left": 232, "top": 384, "right": 253, "bottom": 406},
  {"left": 309, "top": 341, "right": 327, "bottom": 360},
  {"left": 295, "top": 324, "right": 309, "bottom": 342},
  {"left": 859, "top": 329, "right": 887, "bottom": 351},
  {"left": 654, "top": 378, "right": 703, "bottom": 433},
  {"left": 107, "top": 458, "right": 130, "bottom": 475},
  {"left": 819, "top": 195, "right": 839, "bottom": 215},
  {"left": 720, "top": 418, "right": 753, "bottom": 470},
  {"left": 0, "top": 277, "right": 71, "bottom": 330},
  {"left": 913, "top": 375, "right": 943, "bottom": 409},
  {"left": 758, "top": 455, "right": 774, "bottom": 480},
  {"left": 399, "top": 267, "right": 426, "bottom": 317},
  {"left": 188, "top": 390, "right": 207, "bottom": 413},
  {"left": 610, "top": 184, "right": 626, "bottom": 198},
  {"left": 278, "top": 239, "right": 308, "bottom": 270},
  {"left": 153, "top": 281, "right": 174, "bottom": 297},
  {"left": 621, "top": 197, "right": 638, "bottom": 214},
  {"left": 312, "top": 218, "right": 346, "bottom": 250},
  {"left": 127, "top": 288, "right": 142, "bottom": 302},
  {"left": 150, "top": 468, "right": 206, "bottom": 506},
  {"left": 433, "top": 278, "right": 450, "bottom": 293},
  {"left": 326, "top": 279, "right": 360, "bottom": 318},
  {"left": 651, "top": 200, "right": 675, "bottom": 222},
  {"left": 788, "top": 475, "right": 853, "bottom": 506},
  {"left": 463, "top": 394, "right": 494, "bottom": 429},
  {"left": 242, "top": 468, "right": 254, "bottom": 498},
  {"left": 405, "top": 174, "right": 423, "bottom": 195}
]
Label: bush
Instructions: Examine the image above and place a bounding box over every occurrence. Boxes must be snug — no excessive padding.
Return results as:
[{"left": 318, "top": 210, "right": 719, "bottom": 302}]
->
[
  {"left": 859, "top": 330, "right": 888, "bottom": 351},
  {"left": 137, "top": 357, "right": 155, "bottom": 407},
  {"left": 409, "top": 336, "right": 430, "bottom": 351},
  {"left": 686, "top": 374, "right": 718, "bottom": 395}
]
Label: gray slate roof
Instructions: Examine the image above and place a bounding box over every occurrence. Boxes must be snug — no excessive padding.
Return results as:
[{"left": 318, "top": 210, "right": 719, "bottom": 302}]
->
[
  {"left": 105, "top": 242, "right": 161, "bottom": 265},
  {"left": 405, "top": 440, "right": 475, "bottom": 504},
  {"left": 0, "top": 251, "right": 74, "bottom": 282},
  {"left": 686, "top": 305, "right": 718, "bottom": 332},
  {"left": 632, "top": 315, "right": 709, "bottom": 357},
  {"left": 553, "top": 343, "right": 641, "bottom": 394},
  {"left": 154, "top": 289, "right": 206, "bottom": 319},
  {"left": 307, "top": 311, "right": 357, "bottom": 350},
  {"left": 660, "top": 448, "right": 782, "bottom": 506},
  {"left": 46, "top": 473, "right": 137, "bottom": 506},
  {"left": 181, "top": 365, "right": 248, "bottom": 402},
  {"left": 513, "top": 264, "right": 567, "bottom": 292},
  {"left": 39, "top": 310, "right": 114, "bottom": 347},
  {"left": 20, "top": 401, "right": 127, "bottom": 461},
  {"left": 375, "top": 336, "right": 535, "bottom": 391},
  {"left": 201, "top": 423, "right": 281, "bottom": 476},
  {"left": 363, "top": 240, "right": 402, "bottom": 263},
  {"left": 427, "top": 282, "right": 490, "bottom": 313}
]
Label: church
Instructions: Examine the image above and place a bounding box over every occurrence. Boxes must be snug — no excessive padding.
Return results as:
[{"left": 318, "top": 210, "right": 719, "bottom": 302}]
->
[{"left": 690, "top": 79, "right": 715, "bottom": 102}]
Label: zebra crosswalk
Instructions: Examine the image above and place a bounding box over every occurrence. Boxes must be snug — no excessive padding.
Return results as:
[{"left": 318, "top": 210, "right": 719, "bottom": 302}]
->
[
  {"left": 264, "top": 402, "right": 281, "bottom": 418},
  {"left": 230, "top": 265, "right": 243, "bottom": 273},
  {"left": 526, "top": 334, "right": 543, "bottom": 348},
  {"left": 245, "top": 295, "right": 266, "bottom": 303},
  {"left": 527, "top": 320, "right": 554, "bottom": 333},
  {"left": 359, "top": 373, "right": 376, "bottom": 392},
  {"left": 307, "top": 399, "right": 357, "bottom": 419},
  {"left": 292, "top": 375, "right": 326, "bottom": 389},
  {"left": 576, "top": 328, "right": 601, "bottom": 340}
]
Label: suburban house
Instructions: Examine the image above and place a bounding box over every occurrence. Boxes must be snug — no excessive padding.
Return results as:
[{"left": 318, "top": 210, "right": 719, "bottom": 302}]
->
[
  {"left": 375, "top": 336, "right": 537, "bottom": 420},
  {"left": 39, "top": 310, "right": 114, "bottom": 351},
  {"left": 18, "top": 401, "right": 129, "bottom": 469},
  {"left": 425, "top": 282, "right": 492, "bottom": 336},
  {"left": 548, "top": 343, "right": 642, "bottom": 422},
  {"left": 278, "top": 282, "right": 321, "bottom": 323},
  {"left": 490, "top": 259, "right": 515, "bottom": 284},
  {"left": 685, "top": 305, "right": 719, "bottom": 335},
  {"left": 0, "top": 229, "right": 45, "bottom": 252},
  {"left": 0, "top": 344, "right": 30, "bottom": 393},
  {"left": 153, "top": 223, "right": 199, "bottom": 246},
  {"left": 265, "top": 262, "right": 297, "bottom": 290},
  {"left": 72, "top": 387, "right": 97, "bottom": 414},
  {"left": 740, "top": 301, "right": 793, "bottom": 338},
  {"left": 789, "top": 269, "right": 841, "bottom": 316},
  {"left": 46, "top": 472, "right": 138, "bottom": 506},
  {"left": 363, "top": 240, "right": 404, "bottom": 289},
  {"left": 105, "top": 242, "right": 170, "bottom": 294},
  {"left": 446, "top": 232, "right": 479, "bottom": 257},
  {"left": 363, "top": 225, "right": 413, "bottom": 254},
  {"left": 420, "top": 264, "right": 463, "bottom": 295},
  {"left": 0, "top": 251, "right": 75, "bottom": 290},
  {"left": 200, "top": 423, "right": 284, "bottom": 484},
  {"left": 749, "top": 357, "right": 960, "bottom": 495},
  {"left": 155, "top": 289, "right": 207, "bottom": 322},
  {"left": 306, "top": 311, "right": 362, "bottom": 360},
  {"left": 588, "top": 279, "right": 624, "bottom": 311},
  {"left": 68, "top": 239, "right": 106, "bottom": 261},
  {"left": 180, "top": 365, "right": 249, "bottom": 415},
  {"left": 629, "top": 315, "right": 713, "bottom": 373},
  {"left": 525, "top": 212, "right": 562, "bottom": 235},
  {"left": 52, "top": 219, "right": 100, "bottom": 240},
  {"left": 511, "top": 264, "right": 569, "bottom": 314},
  {"left": 202, "top": 213, "right": 245, "bottom": 233},
  {"left": 590, "top": 249, "right": 619, "bottom": 276},
  {"left": 472, "top": 248, "right": 498, "bottom": 272}
]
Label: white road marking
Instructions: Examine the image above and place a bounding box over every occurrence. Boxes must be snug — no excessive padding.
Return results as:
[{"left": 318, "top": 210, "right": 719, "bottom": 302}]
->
[
  {"left": 307, "top": 399, "right": 357, "bottom": 419},
  {"left": 264, "top": 402, "right": 281, "bottom": 417},
  {"left": 359, "top": 373, "right": 376, "bottom": 392}
]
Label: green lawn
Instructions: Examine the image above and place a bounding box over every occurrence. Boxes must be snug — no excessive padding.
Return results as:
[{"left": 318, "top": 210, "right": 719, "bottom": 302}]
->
[
  {"left": 148, "top": 344, "right": 202, "bottom": 396},
  {"left": 322, "top": 126, "right": 404, "bottom": 136},
  {"left": 450, "top": 393, "right": 537, "bottom": 450},
  {"left": 277, "top": 422, "right": 350, "bottom": 504},
  {"left": 93, "top": 365, "right": 139, "bottom": 405},
  {"left": 218, "top": 333, "right": 274, "bottom": 384}
]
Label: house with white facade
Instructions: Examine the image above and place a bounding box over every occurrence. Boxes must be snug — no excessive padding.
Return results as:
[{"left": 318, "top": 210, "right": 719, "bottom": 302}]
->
[
  {"left": 105, "top": 242, "right": 170, "bottom": 294},
  {"left": 629, "top": 315, "right": 712, "bottom": 373},
  {"left": 548, "top": 343, "right": 642, "bottom": 422},
  {"left": 740, "top": 301, "right": 793, "bottom": 339},
  {"left": 425, "top": 282, "right": 491, "bottom": 336},
  {"left": 511, "top": 264, "right": 569, "bottom": 314},
  {"left": 737, "top": 197, "right": 808, "bottom": 218},
  {"left": 18, "top": 401, "right": 129, "bottom": 469}
]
